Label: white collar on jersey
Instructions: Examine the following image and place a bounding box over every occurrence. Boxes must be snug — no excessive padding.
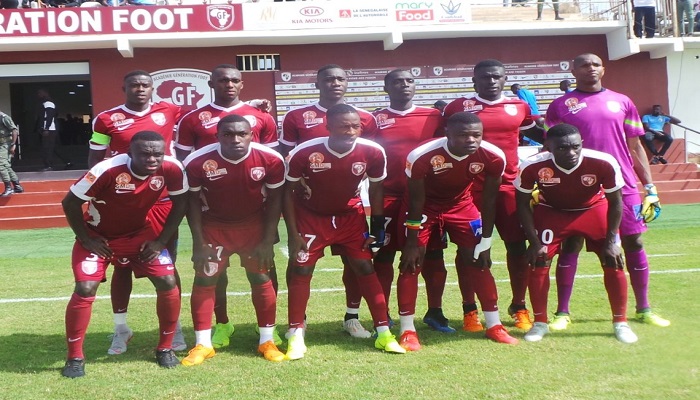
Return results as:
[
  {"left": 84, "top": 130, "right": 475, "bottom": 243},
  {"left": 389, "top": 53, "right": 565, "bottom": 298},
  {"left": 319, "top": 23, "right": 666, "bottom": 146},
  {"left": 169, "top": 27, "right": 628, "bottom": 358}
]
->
[
  {"left": 386, "top": 105, "right": 416, "bottom": 116},
  {"left": 121, "top": 103, "right": 153, "bottom": 117}
]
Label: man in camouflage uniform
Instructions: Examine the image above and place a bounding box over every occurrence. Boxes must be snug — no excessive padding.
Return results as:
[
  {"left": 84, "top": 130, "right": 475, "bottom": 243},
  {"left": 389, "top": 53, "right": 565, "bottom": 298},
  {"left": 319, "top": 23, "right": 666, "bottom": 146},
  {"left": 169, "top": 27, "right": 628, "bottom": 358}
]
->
[{"left": 0, "top": 110, "right": 24, "bottom": 196}]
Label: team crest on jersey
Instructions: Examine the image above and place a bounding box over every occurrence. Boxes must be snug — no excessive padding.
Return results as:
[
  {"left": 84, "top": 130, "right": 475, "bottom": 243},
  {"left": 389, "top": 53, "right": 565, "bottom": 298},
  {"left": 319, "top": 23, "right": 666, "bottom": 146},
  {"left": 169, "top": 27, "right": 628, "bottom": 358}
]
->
[
  {"left": 115, "top": 172, "right": 136, "bottom": 191},
  {"left": 151, "top": 112, "right": 167, "bottom": 126},
  {"left": 430, "top": 155, "right": 453, "bottom": 172},
  {"left": 537, "top": 167, "right": 561, "bottom": 184},
  {"left": 203, "top": 159, "right": 228, "bottom": 179},
  {"left": 469, "top": 162, "right": 485, "bottom": 174},
  {"left": 504, "top": 104, "right": 518, "bottom": 116},
  {"left": 243, "top": 115, "right": 258, "bottom": 128},
  {"left": 351, "top": 162, "right": 367, "bottom": 176},
  {"left": 296, "top": 250, "right": 309, "bottom": 263},
  {"left": 81, "top": 260, "right": 98, "bottom": 275},
  {"left": 250, "top": 167, "right": 266, "bottom": 181},
  {"left": 303, "top": 111, "right": 324, "bottom": 126},
  {"left": 564, "top": 97, "right": 587, "bottom": 114},
  {"left": 375, "top": 113, "right": 396, "bottom": 128},
  {"left": 462, "top": 100, "right": 483, "bottom": 112},
  {"left": 204, "top": 261, "right": 218, "bottom": 277},
  {"left": 606, "top": 101, "right": 621, "bottom": 113},
  {"left": 309, "top": 152, "right": 331, "bottom": 171},
  {"left": 149, "top": 176, "right": 164, "bottom": 191},
  {"left": 581, "top": 174, "right": 597, "bottom": 187}
]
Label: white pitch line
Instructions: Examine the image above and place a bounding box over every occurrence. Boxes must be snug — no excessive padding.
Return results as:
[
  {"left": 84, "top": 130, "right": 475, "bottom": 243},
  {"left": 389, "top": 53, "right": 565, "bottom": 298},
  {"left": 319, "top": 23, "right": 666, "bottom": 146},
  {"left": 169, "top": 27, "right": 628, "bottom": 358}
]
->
[{"left": 1, "top": 267, "right": 699, "bottom": 304}]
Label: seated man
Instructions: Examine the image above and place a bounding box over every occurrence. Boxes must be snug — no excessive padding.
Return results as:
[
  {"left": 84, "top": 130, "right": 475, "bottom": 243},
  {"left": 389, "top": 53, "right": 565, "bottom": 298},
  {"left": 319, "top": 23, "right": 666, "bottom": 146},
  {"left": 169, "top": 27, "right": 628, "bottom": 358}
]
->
[
  {"left": 514, "top": 123, "right": 637, "bottom": 344},
  {"left": 641, "top": 105, "right": 680, "bottom": 165}
]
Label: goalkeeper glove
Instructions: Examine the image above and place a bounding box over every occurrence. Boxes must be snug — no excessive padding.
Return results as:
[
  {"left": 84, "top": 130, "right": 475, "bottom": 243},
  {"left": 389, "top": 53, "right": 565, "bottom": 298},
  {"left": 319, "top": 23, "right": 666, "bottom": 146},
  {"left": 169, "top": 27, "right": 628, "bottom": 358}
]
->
[
  {"left": 640, "top": 184, "right": 661, "bottom": 223},
  {"left": 473, "top": 236, "right": 492, "bottom": 259},
  {"left": 368, "top": 216, "right": 386, "bottom": 251}
]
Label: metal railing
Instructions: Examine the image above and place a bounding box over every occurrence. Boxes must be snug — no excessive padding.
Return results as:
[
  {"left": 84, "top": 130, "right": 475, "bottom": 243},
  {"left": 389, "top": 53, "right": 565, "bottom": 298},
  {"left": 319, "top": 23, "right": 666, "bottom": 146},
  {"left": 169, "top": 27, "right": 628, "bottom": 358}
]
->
[{"left": 677, "top": 124, "right": 700, "bottom": 164}]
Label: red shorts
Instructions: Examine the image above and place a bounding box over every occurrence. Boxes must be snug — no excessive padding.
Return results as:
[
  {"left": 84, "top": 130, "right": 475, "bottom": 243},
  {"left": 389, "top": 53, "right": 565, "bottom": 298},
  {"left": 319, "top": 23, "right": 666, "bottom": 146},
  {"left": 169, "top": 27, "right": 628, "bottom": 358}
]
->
[
  {"left": 384, "top": 196, "right": 448, "bottom": 252},
  {"left": 533, "top": 204, "right": 610, "bottom": 260},
  {"left": 398, "top": 200, "right": 481, "bottom": 248},
  {"left": 472, "top": 185, "right": 526, "bottom": 243},
  {"left": 292, "top": 204, "right": 372, "bottom": 267},
  {"left": 71, "top": 227, "right": 175, "bottom": 282},
  {"left": 199, "top": 220, "right": 265, "bottom": 276}
]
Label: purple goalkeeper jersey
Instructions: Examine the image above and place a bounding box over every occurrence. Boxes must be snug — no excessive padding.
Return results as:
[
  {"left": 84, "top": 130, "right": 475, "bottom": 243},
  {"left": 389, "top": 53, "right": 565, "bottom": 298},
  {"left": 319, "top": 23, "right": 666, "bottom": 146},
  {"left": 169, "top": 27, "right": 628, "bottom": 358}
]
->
[{"left": 545, "top": 88, "right": 644, "bottom": 196}]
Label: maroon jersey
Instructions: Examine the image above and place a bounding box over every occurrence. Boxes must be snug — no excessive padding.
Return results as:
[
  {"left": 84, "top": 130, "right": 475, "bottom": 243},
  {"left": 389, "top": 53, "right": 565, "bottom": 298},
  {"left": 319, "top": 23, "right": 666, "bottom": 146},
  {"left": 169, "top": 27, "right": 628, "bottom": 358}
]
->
[
  {"left": 91, "top": 102, "right": 182, "bottom": 157},
  {"left": 514, "top": 148, "right": 624, "bottom": 211},
  {"left": 373, "top": 105, "right": 444, "bottom": 197},
  {"left": 280, "top": 103, "right": 378, "bottom": 147},
  {"left": 286, "top": 137, "right": 386, "bottom": 215},
  {"left": 175, "top": 102, "right": 279, "bottom": 152},
  {"left": 406, "top": 137, "right": 506, "bottom": 208},
  {"left": 443, "top": 95, "right": 534, "bottom": 187},
  {"left": 183, "top": 142, "right": 285, "bottom": 227},
  {"left": 70, "top": 154, "right": 188, "bottom": 239}
]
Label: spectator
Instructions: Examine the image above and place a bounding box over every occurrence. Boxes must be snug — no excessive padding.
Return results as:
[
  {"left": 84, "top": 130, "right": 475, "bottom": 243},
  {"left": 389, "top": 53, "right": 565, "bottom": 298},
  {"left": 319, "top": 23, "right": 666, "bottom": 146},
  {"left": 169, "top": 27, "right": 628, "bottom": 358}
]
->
[
  {"left": 0, "top": 110, "right": 23, "bottom": 196},
  {"left": 559, "top": 79, "right": 572, "bottom": 93},
  {"left": 633, "top": 0, "right": 656, "bottom": 38},
  {"left": 0, "top": 0, "right": 20, "bottom": 8},
  {"left": 537, "top": 0, "right": 564, "bottom": 20},
  {"left": 641, "top": 105, "right": 680, "bottom": 164},
  {"left": 433, "top": 100, "right": 447, "bottom": 113},
  {"left": 678, "top": 0, "right": 695, "bottom": 36}
]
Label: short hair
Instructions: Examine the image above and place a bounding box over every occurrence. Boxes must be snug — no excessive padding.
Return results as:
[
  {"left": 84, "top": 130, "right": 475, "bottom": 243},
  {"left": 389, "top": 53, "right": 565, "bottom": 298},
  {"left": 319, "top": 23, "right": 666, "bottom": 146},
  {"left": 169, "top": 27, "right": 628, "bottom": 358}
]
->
[
  {"left": 573, "top": 53, "right": 601, "bottom": 68},
  {"left": 434, "top": 100, "right": 448, "bottom": 108},
  {"left": 510, "top": 83, "right": 521, "bottom": 91},
  {"left": 326, "top": 104, "right": 358, "bottom": 121},
  {"left": 446, "top": 111, "right": 482, "bottom": 128},
  {"left": 317, "top": 64, "right": 344, "bottom": 77},
  {"left": 546, "top": 123, "right": 580, "bottom": 140},
  {"left": 212, "top": 64, "right": 239, "bottom": 75},
  {"left": 124, "top": 70, "right": 151, "bottom": 82},
  {"left": 652, "top": 104, "right": 662, "bottom": 108},
  {"left": 474, "top": 59, "right": 504, "bottom": 74},
  {"left": 560, "top": 79, "right": 571, "bottom": 86},
  {"left": 217, "top": 114, "right": 250, "bottom": 130},
  {"left": 383, "top": 69, "right": 409, "bottom": 86},
  {"left": 131, "top": 130, "right": 164, "bottom": 143}
]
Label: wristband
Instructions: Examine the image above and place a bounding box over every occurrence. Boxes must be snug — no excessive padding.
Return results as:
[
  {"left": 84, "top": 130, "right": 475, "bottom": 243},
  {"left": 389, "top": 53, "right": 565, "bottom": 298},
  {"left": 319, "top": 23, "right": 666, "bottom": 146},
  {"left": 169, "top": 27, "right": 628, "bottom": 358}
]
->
[{"left": 404, "top": 219, "right": 422, "bottom": 230}]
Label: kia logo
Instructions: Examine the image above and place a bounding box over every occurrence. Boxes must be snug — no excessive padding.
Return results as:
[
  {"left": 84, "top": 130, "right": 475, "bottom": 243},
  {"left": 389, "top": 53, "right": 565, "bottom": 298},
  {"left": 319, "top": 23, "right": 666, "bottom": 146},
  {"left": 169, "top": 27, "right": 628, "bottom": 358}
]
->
[{"left": 300, "top": 6, "right": 324, "bottom": 16}]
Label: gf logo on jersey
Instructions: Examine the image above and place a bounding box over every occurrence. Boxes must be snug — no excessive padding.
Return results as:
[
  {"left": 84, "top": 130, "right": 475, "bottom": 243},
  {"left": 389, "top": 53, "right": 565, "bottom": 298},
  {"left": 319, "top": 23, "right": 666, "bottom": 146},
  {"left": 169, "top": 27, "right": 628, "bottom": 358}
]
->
[
  {"left": 149, "top": 176, "right": 164, "bottom": 191},
  {"left": 606, "top": 101, "right": 621, "bottom": 113},
  {"left": 151, "top": 112, "right": 166, "bottom": 126},
  {"left": 504, "top": 104, "right": 518, "bottom": 116},
  {"left": 581, "top": 174, "right": 597, "bottom": 187},
  {"left": 469, "top": 162, "right": 485, "bottom": 174},
  {"left": 351, "top": 162, "right": 367, "bottom": 176},
  {"left": 250, "top": 167, "right": 266, "bottom": 181}
]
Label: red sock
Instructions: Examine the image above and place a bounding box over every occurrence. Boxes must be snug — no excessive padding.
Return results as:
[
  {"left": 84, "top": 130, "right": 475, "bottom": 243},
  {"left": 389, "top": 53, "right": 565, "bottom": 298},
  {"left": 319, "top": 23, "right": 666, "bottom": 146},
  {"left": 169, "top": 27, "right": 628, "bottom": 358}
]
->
[
  {"left": 397, "top": 267, "right": 421, "bottom": 316},
  {"left": 191, "top": 285, "right": 216, "bottom": 331},
  {"left": 528, "top": 267, "right": 550, "bottom": 323},
  {"left": 65, "top": 293, "right": 95, "bottom": 359},
  {"left": 214, "top": 267, "right": 229, "bottom": 324},
  {"left": 463, "top": 264, "right": 499, "bottom": 311},
  {"left": 507, "top": 251, "right": 529, "bottom": 307},
  {"left": 342, "top": 262, "right": 363, "bottom": 310},
  {"left": 251, "top": 280, "right": 277, "bottom": 327},
  {"left": 110, "top": 267, "right": 132, "bottom": 313},
  {"left": 373, "top": 260, "right": 395, "bottom": 304},
  {"left": 156, "top": 287, "right": 181, "bottom": 350},
  {"left": 421, "top": 258, "right": 447, "bottom": 308},
  {"left": 288, "top": 273, "right": 312, "bottom": 329},
  {"left": 356, "top": 272, "right": 390, "bottom": 328},
  {"left": 603, "top": 267, "right": 628, "bottom": 323},
  {"left": 455, "top": 252, "right": 476, "bottom": 306}
]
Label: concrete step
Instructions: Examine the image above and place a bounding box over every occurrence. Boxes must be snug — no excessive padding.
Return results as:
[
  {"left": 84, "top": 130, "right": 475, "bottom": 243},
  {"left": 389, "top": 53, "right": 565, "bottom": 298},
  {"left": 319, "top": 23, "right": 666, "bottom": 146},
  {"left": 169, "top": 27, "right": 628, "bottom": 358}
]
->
[
  {"left": 0, "top": 191, "right": 67, "bottom": 207},
  {"left": 637, "top": 179, "right": 700, "bottom": 191},
  {"left": 0, "top": 203, "right": 64, "bottom": 219},
  {"left": 660, "top": 189, "right": 700, "bottom": 205},
  {"left": 0, "top": 215, "right": 68, "bottom": 230}
]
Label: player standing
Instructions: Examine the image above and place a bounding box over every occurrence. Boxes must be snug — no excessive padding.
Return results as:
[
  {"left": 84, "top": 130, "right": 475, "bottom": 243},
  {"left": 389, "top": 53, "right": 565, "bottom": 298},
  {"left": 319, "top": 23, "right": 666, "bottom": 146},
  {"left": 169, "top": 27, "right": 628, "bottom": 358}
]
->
[
  {"left": 372, "top": 69, "right": 453, "bottom": 333},
  {"left": 399, "top": 112, "right": 518, "bottom": 349},
  {"left": 175, "top": 64, "right": 280, "bottom": 349},
  {"left": 545, "top": 53, "right": 669, "bottom": 330},
  {"left": 514, "top": 123, "right": 638, "bottom": 343},
  {"left": 280, "top": 64, "right": 379, "bottom": 339},
  {"left": 90, "top": 70, "right": 187, "bottom": 354},
  {"left": 181, "top": 115, "right": 285, "bottom": 365},
  {"left": 61, "top": 131, "right": 188, "bottom": 378},
  {"left": 443, "top": 59, "right": 536, "bottom": 332},
  {"left": 283, "top": 104, "right": 405, "bottom": 359}
]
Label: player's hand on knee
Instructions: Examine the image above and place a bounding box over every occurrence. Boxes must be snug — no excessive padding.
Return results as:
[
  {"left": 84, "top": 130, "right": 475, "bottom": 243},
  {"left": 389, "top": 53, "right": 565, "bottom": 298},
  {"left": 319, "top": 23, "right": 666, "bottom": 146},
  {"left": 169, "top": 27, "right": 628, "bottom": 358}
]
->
[
  {"left": 473, "top": 236, "right": 492, "bottom": 260},
  {"left": 640, "top": 184, "right": 661, "bottom": 223},
  {"left": 139, "top": 240, "right": 166, "bottom": 263},
  {"left": 399, "top": 245, "right": 423, "bottom": 274},
  {"left": 364, "top": 216, "right": 386, "bottom": 252},
  {"left": 603, "top": 244, "right": 624, "bottom": 270},
  {"left": 474, "top": 249, "right": 493, "bottom": 269},
  {"left": 525, "top": 243, "right": 548, "bottom": 267},
  {"left": 251, "top": 242, "right": 275, "bottom": 272}
]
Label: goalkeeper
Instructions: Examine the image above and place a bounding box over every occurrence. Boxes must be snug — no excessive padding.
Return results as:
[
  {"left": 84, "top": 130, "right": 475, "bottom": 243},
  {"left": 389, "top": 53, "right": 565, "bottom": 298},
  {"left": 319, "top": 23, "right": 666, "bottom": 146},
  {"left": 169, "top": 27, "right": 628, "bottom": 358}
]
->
[
  {"left": 514, "top": 123, "right": 637, "bottom": 343},
  {"left": 543, "top": 52, "right": 668, "bottom": 330}
]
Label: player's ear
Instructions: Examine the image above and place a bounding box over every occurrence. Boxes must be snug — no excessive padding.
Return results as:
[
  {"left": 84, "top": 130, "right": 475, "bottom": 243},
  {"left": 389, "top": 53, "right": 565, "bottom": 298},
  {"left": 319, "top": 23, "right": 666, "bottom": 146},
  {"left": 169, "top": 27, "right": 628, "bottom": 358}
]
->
[{"left": 208, "top": 80, "right": 214, "bottom": 89}]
